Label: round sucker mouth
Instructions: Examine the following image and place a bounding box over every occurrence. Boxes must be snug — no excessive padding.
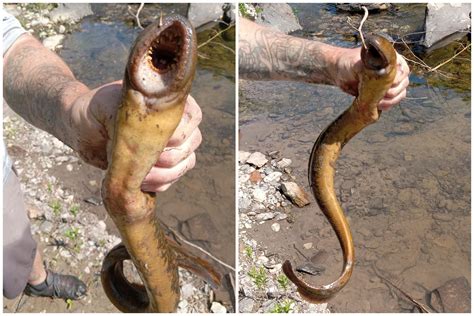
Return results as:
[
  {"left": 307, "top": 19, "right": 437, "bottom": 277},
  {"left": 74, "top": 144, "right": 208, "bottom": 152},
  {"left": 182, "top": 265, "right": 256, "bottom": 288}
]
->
[
  {"left": 147, "top": 25, "right": 183, "bottom": 74},
  {"left": 362, "top": 40, "right": 389, "bottom": 71}
]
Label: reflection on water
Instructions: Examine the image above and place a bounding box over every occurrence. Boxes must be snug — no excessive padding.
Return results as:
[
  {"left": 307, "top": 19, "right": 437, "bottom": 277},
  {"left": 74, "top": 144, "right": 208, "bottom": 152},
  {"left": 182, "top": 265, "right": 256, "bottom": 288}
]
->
[
  {"left": 239, "top": 3, "right": 470, "bottom": 313},
  {"left": 60, "top": 3, "right": 235, "bottom": 307}
]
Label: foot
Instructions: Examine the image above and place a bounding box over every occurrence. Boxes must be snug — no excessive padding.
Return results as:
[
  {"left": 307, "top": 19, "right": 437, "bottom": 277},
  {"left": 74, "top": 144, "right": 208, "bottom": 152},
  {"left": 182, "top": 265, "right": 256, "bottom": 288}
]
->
[{"left": 24, "top": 270, "right": 87, "bottom": 300}]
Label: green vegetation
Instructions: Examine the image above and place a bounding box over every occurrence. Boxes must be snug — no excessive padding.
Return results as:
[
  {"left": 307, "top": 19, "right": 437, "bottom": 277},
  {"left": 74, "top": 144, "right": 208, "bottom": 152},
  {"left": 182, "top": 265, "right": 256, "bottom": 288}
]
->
[
  {"left": 239, "top": 3, "right": 251, "bottom": 18},
  {"left": 247, "top": 266, "right": 267, "bottom": 289},
  {"left": 276, "top": 274, "right": 289, "bottom": 290},
  {"left": 244, "top": 245, "right": 253, "bottom": 258},
  {"left": 49, "top": 200, "right": 61, "bottom": 216},
  {"left": 69, "top": 204, "right": 79, "bottom": 217},
  {"left": 270, "top": 300, "right": 294, "bottom": 313},
  {"left": 64, "top": 227, "right": 79, "bottom": 241},
  {"left": 66, "top": 298, "right": 73, "bottom": 310}
]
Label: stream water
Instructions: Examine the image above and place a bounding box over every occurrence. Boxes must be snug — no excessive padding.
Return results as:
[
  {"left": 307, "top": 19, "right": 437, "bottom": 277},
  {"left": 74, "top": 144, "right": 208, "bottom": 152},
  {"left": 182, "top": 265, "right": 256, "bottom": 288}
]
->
[
  {"left": 59, "top": 3, "right": 235, "bottom": 307},
  {"left": 239, "top": 4, "right": 470, "bottom": 312}
]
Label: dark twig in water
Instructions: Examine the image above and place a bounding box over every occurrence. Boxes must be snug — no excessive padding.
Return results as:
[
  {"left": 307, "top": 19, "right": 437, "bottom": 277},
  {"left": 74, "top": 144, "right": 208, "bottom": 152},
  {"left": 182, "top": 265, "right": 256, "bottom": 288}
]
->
[
  {"left": 372, "top": 264, "right": 433, "bottom": 313},
  {"left": 198, "top": 23, "right": 235, "bottom": 51}
]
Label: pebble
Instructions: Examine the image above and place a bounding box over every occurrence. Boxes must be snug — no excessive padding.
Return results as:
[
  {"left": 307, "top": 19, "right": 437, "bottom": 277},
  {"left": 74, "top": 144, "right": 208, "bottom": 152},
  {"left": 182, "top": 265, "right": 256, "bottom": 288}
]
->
[
  {"left": 246, "top": 152, "right": 268, "bottom": 168},
  {"left": 239, "top": 151, "right": 251, "bottom": 163},
  {"left": 277, "top": 158, "right": 292, "bottom": 169},
  {"left": 271, "top": 223, "right": 280, "bottom": 232},
  {"left": 280, "top": 181, "right": 310, "bottom": 207},
  {"left": 255, "top": 212, "right": 275, "bottom": 221},
  {"left": 210, "top": 302, "right": 227, "bottom": 313},
  {"left": 239, "top": 297, "right": 256, "bottom": 313},
  {"left": 27, "top": 206, "right": 45, "bottom": 219},
  {"left": 252, "top": 188, "right": 267, "bottom": 203},
  {"left": 263, "top": 171, "right": 282, "bottom": 183},
  {"left": 181, "top": 283, "right": 194, "bottom": 299},
  {"left": 66, "top": 164, "right": 73, "bottom": 172},
  {"left": 42, "top": 34, "right": 65, "bottom": 51},
  {"left": 303, "top": 242, "right": 313, "bottom": 249}
]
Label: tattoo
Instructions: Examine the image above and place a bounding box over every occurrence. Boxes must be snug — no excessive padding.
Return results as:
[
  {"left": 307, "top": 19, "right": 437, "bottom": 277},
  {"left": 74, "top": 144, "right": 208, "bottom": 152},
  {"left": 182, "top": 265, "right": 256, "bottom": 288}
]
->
[
  {"left": 3, "top": 41, "right": 87, "bottom": 146},
  {"left": 239, "top": 27, "right": 335, "bottom": 84}
]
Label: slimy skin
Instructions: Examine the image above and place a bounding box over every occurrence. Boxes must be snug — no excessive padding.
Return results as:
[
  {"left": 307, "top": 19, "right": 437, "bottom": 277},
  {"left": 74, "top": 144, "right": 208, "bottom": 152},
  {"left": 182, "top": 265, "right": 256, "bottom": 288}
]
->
[
  {"left": 282, "top": 35, "right": 398, "bottom": 302},
  {"left": 100, "top": 15, "right": 220, "bottom": 312}
]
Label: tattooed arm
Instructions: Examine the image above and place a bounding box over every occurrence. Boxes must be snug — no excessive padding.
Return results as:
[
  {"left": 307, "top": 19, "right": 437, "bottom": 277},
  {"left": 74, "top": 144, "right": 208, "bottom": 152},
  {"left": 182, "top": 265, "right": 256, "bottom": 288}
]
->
[
  {"left": 239, "top": 18, "right": 409, "bottom": 109},
  {"left": 3, "top": 33, "right": 201, "bottom": 191}
]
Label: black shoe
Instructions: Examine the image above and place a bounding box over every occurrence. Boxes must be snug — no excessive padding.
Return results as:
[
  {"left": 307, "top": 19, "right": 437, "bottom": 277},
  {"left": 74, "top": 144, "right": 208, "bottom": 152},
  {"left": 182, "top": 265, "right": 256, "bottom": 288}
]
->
[{"left": 24, "top": 270, "right": 87, "bottom": 300}]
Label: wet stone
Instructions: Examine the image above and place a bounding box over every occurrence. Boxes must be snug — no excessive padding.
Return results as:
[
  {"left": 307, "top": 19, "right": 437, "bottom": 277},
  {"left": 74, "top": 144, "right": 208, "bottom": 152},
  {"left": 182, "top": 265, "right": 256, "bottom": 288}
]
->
[
  {"left": 429, "top": 277, "right": 471, "bottom": 313},
  {"left": 255, "top": 212, "right": 275, "bottom": 221}
]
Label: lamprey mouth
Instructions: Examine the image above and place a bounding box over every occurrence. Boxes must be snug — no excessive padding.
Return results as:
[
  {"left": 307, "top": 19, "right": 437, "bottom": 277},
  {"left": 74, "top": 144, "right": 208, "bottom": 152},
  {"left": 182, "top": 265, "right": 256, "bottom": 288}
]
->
[
  {"left": 127, "top": 15, "right": 197, "bottom": 102},
  {"left": 361, "top": 36, "right": 391, "bottom": 71},
  {"left": 147, "top": 24, "right": 183, "bottom": 74}
]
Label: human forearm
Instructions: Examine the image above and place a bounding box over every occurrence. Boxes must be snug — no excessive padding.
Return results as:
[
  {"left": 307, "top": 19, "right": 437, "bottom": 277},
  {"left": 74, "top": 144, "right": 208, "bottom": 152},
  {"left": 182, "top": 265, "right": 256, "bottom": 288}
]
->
[
  {"left": 3, "top": 34, "right": 90, "bottom": 151},
  {"left": 239, "top": 18, "right": 349, "bottom": 84}
]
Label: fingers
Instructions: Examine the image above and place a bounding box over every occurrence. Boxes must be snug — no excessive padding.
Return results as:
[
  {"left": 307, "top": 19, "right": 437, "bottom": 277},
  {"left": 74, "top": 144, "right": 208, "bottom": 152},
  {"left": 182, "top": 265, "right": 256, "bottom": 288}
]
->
[
  {"left": 378, "top": 53, "right": 410, "bottom": 111},
  {"left": 141, "top": 153, "right": 197, "bottom": 192},
  {"left": 167, "top": 95, "right": 202, "bottom": 147},
  {"left": 141, "top": 94, "right": 203, "bottom": 193},
  {"left": 157, "top": 128, "right": 202, "bottom": 168}
]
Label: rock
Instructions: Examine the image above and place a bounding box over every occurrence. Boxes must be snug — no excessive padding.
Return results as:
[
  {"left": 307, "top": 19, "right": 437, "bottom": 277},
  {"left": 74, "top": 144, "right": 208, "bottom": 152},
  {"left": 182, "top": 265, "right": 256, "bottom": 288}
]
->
[
  {"left": 255, "top": 212, "right": 275, "bottom": 221},
  {"left": 274, "top": 213, "right": 288, "bottom": 221},
  {"left": 222, "top": 3, "right": 236, "bottom": 24},
  {"left": 280, "top": 182, "right": 310, "bottom": 207},
  {"left": 187, "top": 3, "right": 223, "bottom": 28},
  {"left": 271, "top": 223, "right": 280, "bottom": 232},
  {"left": 276, "top": 158, "right": 292, "bottom": 169},
  {"left": 422, "top": 3, "right": 471, "bottom": 52},
  {"left": 264, "top": 171, "right": 282, "bottom": 183},
  {"left": 429, "top": 277, "right": 470, "bottom": 312},
  {"left": 31, "top": 16, "right": 50, "bottom": 27},
  {"left": 58, "top": 24, "right": 66, "bottom": 34},
  {"left": 42, "top": 34, "right": 65, "bottom": 51},
  {"left": 303, "top": 242, "right": 313, "bottom": 249},
  {"left": 252, "top": 188, "right": 267, "bottom": 203},
  {"left": 49, "top": 3, "right": 93, "bottom": 23},
  {"left": 181, "top": 283, "right": 194, "bottom": 299},
  {"left": 66, "top": 164, "right": 73, "bottom": 172},
  {"left": 239, "top": 297, "right": 256, "bottom": 313},
  {"left": 239, "top": 151, "right": 251, "bottom": 163},
  {"left": 249, "top": 170, "right": 262, "bottom": 184},
  {"left": 247, "top": 152, "right": 268, "bottom": 168},
  {"left": 254, "top": 4, "right": 302, "bottom": 34},
  {"left": 210, "top": 301, "right": 226, "bottom": 313},
  {"left": 27, "top": 206, "right": 45, "bottom": 219}
]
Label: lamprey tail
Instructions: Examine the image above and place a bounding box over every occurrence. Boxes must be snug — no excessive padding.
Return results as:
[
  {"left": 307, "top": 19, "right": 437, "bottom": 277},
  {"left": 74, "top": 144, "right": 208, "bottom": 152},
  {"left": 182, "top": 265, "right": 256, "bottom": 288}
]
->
[{"left": 283, "top": 34, "right": 398, "bottom": 302}]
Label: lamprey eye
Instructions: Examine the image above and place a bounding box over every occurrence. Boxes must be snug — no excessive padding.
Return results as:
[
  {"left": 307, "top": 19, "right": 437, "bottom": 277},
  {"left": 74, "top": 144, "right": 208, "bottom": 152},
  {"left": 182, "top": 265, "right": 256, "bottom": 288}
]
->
[{"left": 147, "top": 25, "right": 183, "bottom": 74}]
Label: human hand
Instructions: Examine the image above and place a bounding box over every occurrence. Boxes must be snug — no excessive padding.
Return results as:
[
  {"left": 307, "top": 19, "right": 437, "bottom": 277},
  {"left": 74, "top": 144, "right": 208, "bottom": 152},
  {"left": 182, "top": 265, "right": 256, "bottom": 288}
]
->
[
  {"left": 70, "top": 82, "right": 202, "bottom": 193},
  {"left": 333, "top": 47, "right": 410, "bottom": 111}
]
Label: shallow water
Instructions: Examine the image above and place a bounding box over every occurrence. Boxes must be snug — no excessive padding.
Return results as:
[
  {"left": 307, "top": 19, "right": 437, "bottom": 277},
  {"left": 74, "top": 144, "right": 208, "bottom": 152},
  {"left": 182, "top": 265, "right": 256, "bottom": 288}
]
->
[
  {"left": 59, "top": 2, "right": 235, "bottom": 305},
  {"left": 240, "top": 4, "right": 470, "bottom": 312}
]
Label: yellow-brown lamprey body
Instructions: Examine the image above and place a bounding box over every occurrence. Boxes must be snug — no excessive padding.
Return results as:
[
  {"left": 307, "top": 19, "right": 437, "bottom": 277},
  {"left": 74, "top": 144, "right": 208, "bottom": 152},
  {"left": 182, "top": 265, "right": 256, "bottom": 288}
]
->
[
  {"left": 100, "top": 15, "right": 221, "bottom": 312},
  {"left": 282, "top": 34, "right": 398, "bottom": 302}
]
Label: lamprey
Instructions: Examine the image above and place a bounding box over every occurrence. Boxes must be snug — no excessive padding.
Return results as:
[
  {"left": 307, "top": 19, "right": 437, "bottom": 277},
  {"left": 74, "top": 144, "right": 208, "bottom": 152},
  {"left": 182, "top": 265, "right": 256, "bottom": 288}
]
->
[
  {"left": 100, "top": 15, "right": 221, "bottom": 312},
  {"left": 282, "top": 34, "right": 398, "bottom": 302}
]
